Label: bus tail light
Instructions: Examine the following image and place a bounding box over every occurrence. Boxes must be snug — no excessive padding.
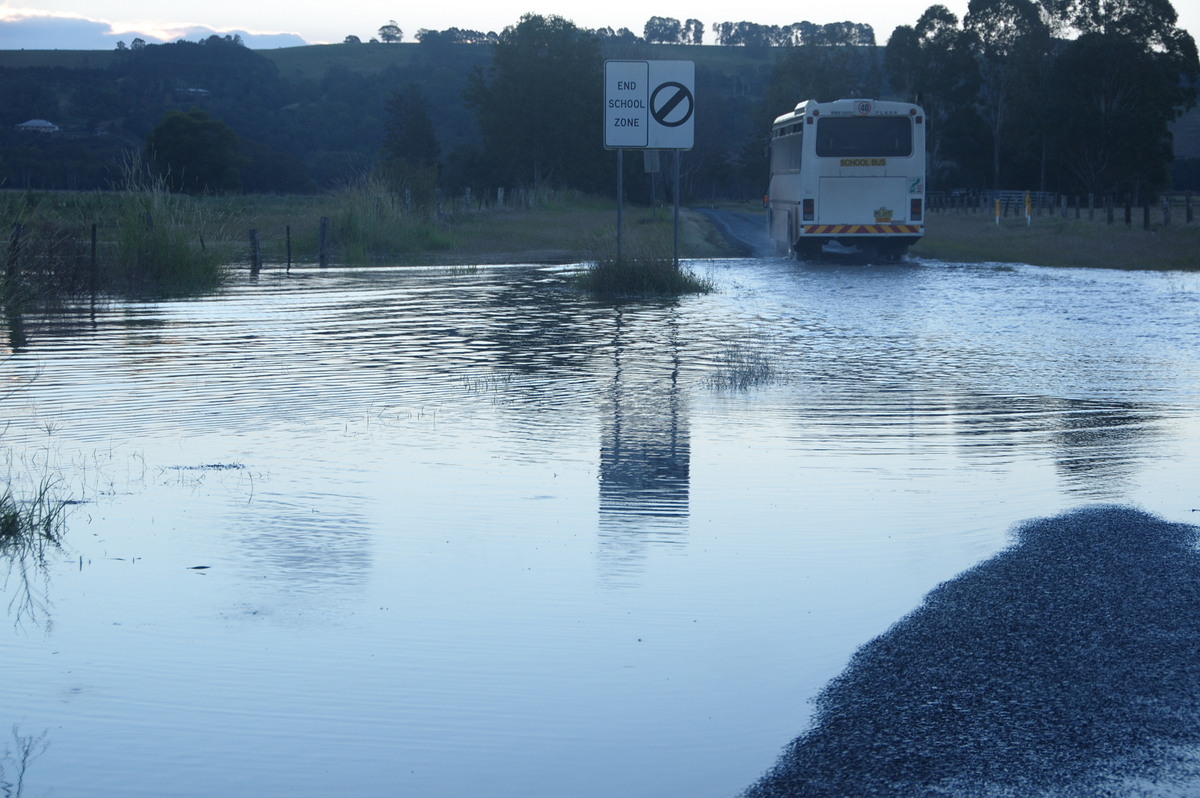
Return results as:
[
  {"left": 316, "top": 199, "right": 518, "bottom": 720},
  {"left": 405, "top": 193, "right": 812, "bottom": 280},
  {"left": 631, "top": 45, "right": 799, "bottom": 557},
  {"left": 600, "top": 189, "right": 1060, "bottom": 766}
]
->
[
  {"left": 910, "top": 198, "right": 923, "bottom": 221},
  {"left": 802, "top": 198, "right": 814, "bottom": 221}
]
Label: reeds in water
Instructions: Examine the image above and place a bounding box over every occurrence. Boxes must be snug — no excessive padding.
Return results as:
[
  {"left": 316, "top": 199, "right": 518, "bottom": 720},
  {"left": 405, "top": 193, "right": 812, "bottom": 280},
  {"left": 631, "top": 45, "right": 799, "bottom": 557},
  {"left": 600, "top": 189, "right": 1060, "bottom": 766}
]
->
[
  {"left": 1, "top": 476, "right": 69, "bottom": 626},
  {"left": 707, "top": 344, "right": 778, "bottom": 391}
]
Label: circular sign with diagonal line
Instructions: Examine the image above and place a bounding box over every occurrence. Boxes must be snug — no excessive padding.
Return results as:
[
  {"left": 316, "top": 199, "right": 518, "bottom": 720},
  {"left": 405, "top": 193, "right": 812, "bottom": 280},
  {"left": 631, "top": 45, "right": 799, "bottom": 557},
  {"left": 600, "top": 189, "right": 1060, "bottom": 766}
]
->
[{"left": 650, "top": 81, "right": 694, "bottom": 128}]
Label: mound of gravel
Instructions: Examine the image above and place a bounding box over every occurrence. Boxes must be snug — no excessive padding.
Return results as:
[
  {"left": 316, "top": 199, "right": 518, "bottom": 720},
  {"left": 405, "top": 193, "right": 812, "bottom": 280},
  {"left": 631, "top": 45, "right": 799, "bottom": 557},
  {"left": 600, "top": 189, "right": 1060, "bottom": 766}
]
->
[{"left": 742, "top": 506, "right": 1200, "bottom": 797}]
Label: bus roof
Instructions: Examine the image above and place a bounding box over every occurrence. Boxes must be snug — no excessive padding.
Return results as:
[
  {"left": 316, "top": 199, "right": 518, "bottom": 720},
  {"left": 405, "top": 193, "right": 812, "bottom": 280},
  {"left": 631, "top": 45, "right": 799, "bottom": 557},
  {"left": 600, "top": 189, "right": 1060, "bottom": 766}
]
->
[{"left": 772, "top": 98, "right": 923, "bottom": 127}]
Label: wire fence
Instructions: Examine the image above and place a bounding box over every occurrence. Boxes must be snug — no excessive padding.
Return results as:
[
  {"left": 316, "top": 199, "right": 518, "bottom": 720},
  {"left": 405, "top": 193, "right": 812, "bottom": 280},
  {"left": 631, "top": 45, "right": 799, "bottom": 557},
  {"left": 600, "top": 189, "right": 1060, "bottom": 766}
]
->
[{"left": 928, "top": 190, "right": 1197, "bottom": 228}]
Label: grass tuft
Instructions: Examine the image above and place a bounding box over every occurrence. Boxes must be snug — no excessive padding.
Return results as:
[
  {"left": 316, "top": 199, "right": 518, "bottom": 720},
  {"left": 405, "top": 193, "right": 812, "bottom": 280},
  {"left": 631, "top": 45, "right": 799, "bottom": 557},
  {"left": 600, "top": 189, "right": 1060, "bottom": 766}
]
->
[
  {"left": 1, "top": 478, "right": 68, "bottom": 551},
  {"left": 2, "top": 476, "right": 71, "bottom": 626},
  {"left": 707, "top": 344, "right": 778, "bottom": 391},
  {"left": 577, "top": 252, "right": 714, "bottom": 297}
]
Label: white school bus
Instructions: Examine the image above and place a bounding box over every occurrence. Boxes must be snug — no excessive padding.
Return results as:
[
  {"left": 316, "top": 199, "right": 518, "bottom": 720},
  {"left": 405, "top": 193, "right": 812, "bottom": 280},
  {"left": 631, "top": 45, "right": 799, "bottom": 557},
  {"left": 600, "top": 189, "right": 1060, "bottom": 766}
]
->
[{"left": 767, "top": 99, "right": 925, "bottom": 260}]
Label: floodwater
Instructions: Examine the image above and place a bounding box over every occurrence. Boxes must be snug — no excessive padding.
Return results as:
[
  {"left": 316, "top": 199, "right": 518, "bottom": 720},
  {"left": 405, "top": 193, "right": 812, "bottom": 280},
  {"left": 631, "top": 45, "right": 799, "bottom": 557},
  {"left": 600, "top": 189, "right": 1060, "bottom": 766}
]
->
[{"left": 3, "top": 255, "right": 1200, "bottom": 797}]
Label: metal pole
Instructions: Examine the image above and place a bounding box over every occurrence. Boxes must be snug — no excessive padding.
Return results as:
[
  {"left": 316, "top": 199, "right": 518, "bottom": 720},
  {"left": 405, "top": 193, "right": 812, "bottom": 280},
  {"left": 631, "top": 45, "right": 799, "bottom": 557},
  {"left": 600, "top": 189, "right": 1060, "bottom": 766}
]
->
[
  {"left": 617, "top": 149, "right": 624, "bottom": 262},
  {"left": 673, "top": 149, "right": 680, "bottom": 264}
]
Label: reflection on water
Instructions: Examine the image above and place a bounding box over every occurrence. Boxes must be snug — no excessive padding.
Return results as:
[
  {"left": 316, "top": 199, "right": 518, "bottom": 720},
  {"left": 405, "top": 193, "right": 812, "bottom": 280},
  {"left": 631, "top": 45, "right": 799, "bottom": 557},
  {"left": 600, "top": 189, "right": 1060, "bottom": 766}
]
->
[
  {"left": 0, "top": 726, "right": 49, "bottom": 798},
  {"left": 230, "top": 490, "right": 372, "bottom": 592},
  {"left": 599, "top": 305, "right": 690, "bottom": 580},
  {"left": 2, "top": 258, "right": 1200, "bottom": 796}
]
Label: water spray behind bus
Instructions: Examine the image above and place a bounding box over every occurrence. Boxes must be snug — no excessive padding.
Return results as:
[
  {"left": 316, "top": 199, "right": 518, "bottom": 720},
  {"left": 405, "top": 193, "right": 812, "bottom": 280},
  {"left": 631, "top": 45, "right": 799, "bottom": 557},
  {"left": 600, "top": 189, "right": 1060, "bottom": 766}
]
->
[{"left": 766, "top": 99, "right": 926, "bottom": 261}]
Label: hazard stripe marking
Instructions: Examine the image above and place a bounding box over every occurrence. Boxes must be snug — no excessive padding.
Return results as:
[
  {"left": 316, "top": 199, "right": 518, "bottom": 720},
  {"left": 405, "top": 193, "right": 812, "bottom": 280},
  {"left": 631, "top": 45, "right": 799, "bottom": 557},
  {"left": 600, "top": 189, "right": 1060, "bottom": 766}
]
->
[{"left": 803, "top": 225, "right": 922, "bottom": 234}]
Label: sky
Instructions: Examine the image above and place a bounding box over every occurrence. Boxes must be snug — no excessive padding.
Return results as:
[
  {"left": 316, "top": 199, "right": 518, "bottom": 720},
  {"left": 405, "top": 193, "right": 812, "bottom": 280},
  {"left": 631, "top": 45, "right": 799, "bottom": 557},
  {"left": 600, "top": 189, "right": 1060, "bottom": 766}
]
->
[{"left": 3, "top": 0, "right": 1194, "bottom": 51}]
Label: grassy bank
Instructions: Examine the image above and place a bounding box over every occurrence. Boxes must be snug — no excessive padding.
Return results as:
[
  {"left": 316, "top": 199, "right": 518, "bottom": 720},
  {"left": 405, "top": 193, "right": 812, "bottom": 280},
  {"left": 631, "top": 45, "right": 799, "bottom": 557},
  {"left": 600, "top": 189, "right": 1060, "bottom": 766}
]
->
[
  {"left": 913, "top": 210, "right": 1200, "bottom": 270},
  {"left": 2, "top": 185, "right": 741, "bottom": 306},
  {"left": 6, "top": 189, "right": 1195, "bottom": 308}
]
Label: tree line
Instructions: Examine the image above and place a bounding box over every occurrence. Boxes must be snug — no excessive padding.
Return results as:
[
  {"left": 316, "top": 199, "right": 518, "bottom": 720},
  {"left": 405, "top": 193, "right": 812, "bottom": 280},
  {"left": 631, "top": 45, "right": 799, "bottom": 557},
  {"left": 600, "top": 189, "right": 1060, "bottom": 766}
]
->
[
  {"left": 345, "top": 17, "right": 875, "bottom": 47},
  {"left": 0, "top": 4, "right": 1196, "bottom": 203}
]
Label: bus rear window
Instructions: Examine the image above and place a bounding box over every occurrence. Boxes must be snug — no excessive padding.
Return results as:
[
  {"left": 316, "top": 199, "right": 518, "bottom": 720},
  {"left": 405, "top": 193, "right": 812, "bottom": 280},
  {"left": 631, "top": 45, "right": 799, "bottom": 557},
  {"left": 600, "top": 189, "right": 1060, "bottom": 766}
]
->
[{"left": 815, "top": 117, "right": 912, "bottom": 158}]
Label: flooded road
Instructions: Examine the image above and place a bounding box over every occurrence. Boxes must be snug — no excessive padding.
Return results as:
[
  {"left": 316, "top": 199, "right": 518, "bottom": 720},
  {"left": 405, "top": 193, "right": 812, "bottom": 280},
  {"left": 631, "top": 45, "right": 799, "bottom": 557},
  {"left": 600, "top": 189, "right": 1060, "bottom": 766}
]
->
[{"left": 3, "top": 256, "right": 1200, "bottom": 796}]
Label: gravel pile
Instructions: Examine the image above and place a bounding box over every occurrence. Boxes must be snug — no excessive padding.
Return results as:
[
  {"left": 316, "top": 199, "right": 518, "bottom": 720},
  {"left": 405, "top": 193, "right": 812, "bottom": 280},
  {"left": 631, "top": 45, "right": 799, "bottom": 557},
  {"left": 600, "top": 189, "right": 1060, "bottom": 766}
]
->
[{"left": 742, "top": 505, "right": 1200, "bottom": 797}]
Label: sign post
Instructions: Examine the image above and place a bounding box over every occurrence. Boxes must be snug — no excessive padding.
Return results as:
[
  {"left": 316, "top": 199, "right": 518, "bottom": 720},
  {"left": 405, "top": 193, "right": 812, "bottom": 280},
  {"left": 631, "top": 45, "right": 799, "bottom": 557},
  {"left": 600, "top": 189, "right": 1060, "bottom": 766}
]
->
[{"left": 604, "top": 60, "right": 694, "bottom": 262}]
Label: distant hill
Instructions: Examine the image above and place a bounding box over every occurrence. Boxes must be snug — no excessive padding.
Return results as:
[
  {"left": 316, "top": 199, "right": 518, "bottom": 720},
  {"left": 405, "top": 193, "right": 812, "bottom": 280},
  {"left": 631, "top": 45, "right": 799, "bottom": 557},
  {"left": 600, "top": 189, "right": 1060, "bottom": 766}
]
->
[
  {"left": 2, "top": 41, "right": 1195, "bottom": 193},
  {"left": 0, "top": 41, "right": 788, "bottom": 194}
]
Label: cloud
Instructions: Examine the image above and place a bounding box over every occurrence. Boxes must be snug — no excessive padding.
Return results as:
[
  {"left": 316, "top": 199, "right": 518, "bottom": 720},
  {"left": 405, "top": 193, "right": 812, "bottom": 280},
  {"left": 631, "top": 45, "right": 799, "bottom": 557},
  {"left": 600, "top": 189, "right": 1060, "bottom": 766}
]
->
[{"left": 0, "top": 11, "right": 308, "bottom": 49}]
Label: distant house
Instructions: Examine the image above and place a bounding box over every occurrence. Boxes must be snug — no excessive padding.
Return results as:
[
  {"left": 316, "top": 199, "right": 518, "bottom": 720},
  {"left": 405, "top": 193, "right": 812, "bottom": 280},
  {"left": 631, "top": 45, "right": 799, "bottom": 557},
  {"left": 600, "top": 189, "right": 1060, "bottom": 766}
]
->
[
  {"left": 172, "top": 88, "right": 212, "bottom": 101},
  {"left": 16, "top": 119, "right": 60, "bottom": 134}
]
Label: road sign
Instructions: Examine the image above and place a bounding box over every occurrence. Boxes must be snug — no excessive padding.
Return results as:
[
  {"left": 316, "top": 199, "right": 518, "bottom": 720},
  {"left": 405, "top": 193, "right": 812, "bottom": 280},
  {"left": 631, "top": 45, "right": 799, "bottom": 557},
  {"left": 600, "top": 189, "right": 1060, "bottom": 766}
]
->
[{"left": 604, "top": 60, "right": 694, "bottom": 150}]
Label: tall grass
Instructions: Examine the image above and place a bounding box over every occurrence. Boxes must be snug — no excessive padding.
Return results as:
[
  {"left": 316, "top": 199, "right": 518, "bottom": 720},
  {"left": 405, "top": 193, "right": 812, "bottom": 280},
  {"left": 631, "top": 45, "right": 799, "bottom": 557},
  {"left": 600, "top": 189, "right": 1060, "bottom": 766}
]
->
[
  {"left": 1, "top": 158, "right": 231, "bottom": 302},
  {"left": 110, "top": 160, "right": 231, "bottom": 294},
  {"left": 327, "top": 174, "right": 452, "bottom": 264}
]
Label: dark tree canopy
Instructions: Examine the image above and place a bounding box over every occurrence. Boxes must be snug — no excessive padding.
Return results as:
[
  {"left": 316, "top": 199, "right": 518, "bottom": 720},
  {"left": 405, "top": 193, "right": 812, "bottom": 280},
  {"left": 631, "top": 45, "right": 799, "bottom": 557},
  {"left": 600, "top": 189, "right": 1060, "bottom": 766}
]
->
[
  {"left": 378, "top": 21, "right": 403, "bottom": 43},
  {"left": 1049, "top": 32, "right": 1186, "bottom": 193},
  {"left": 381, "top": 85, "right": 441, "bottom": 167},
  {"left": 463, "top": 13, "right": 605, "bottom": 190},
  {"left": 145, "top": 108, "right": 241, "bottom": 194},
  {"left": 644, "top": 16, "right": 683, "bottom": 44},
  {"left": 2, "top": 7, "right": 1197, "bottom": 198}
]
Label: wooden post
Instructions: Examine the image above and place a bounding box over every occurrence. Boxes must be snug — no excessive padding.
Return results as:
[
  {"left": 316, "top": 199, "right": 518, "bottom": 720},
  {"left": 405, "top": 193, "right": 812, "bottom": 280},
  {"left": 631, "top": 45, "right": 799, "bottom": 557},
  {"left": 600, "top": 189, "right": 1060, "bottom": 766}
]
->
[
  {"left": 1125, "top": 197, "right": 1132, "bottom": 227},
  {"left": 1143, "top": 200, "right": 1151, "bottom": 231},
  {"left": 90, "top": 223, "right": 99, "bottom": 299},
  {"left": 249, "top": 229, "right": 261, "bottom": 275},
  {"left": 1163, "top": 196, "right": 1171, "bottom": 227},
  {"left": 286, "top": 225, "right": 292, "bottom": 273},
  {"left": 319, "top": 217, "right": 330, "bottom": 268}
]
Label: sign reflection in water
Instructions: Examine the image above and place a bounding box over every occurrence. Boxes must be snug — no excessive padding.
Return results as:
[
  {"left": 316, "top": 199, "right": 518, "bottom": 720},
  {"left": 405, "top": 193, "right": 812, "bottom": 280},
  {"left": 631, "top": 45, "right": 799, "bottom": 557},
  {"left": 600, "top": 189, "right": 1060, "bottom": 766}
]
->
[{"left": 599, "top": 306, "right": 690, "bottom": 579}]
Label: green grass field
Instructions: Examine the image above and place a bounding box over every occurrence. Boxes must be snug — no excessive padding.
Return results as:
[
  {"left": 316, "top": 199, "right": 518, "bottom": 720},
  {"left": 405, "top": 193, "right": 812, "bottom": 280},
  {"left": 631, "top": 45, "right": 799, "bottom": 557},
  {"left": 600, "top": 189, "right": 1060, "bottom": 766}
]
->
[{"left": 914, "top": 209, "right": 1200, "bottom": 270}]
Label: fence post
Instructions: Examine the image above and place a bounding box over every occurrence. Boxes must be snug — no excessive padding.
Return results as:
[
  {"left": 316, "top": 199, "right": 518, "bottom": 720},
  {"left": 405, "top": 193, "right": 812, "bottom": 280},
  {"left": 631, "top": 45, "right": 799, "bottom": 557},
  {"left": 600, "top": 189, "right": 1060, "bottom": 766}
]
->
[
  {"left": 319, "top": 217, "right": 330, "bottom": 268},
  {"left": 1106, "top": 195, "right": 1113, "bottom": 225},
  {"left": 90, "top": 222, "right": 99, "bottom": 299},
  {"left": 1162, "top": 196, "right": 1171, "bottom": 227},
  {"left": 249, "top": 229, "right": 261, "bottom": 275},
  {"left": 1143, "top": 200, "right": 1151, "bottom": 231},
  {"left": 286, "top": 225, "right": 292, "bottom": 273}
]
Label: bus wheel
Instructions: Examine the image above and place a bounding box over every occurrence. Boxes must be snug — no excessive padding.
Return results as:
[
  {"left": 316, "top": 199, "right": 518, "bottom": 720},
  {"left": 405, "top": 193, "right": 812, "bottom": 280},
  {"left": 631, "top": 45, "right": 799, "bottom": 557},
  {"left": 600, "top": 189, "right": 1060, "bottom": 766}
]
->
[{"left": 795, "top": 240, "right": 822, "bottom": 261}]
